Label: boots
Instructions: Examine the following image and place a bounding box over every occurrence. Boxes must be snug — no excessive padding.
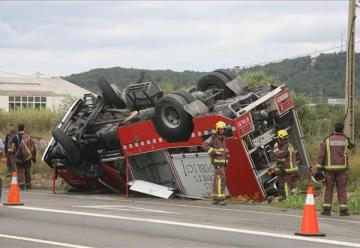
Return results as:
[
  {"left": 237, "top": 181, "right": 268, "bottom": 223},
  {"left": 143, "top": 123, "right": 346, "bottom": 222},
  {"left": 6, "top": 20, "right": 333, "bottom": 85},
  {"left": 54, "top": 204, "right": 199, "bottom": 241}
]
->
[
  {"left": 212, "top": 198, "right": 226, "bottom": 206},
  {"left": 321, "top": 207, "right": 331, "bottom": 216},
  {"left": 340, "top": 208, "right": 350, "bottom": 216}
]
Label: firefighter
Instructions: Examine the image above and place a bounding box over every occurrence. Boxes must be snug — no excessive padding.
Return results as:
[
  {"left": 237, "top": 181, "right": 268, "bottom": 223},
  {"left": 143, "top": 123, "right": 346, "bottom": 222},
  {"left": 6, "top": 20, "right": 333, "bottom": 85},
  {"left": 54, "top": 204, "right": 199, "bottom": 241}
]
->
[
  {"left": 202, "top": 121, "right": 229, "bottom": 206},
  {"left": 273, "top": 129, "right": 298, "bottom": 199},
  {"left": 317, "top": 123, "right": 354, "bottom": 216},
  {"left": 4, "top": 124, "right": 17, "bottom": 177}
]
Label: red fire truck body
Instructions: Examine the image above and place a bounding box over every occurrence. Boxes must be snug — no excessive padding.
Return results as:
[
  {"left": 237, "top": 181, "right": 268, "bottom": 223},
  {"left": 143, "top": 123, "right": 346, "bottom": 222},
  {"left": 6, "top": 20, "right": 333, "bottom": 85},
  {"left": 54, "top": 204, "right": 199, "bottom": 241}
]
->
[{"left": 47, "top": 84, "right": 308, "bottom": 201}]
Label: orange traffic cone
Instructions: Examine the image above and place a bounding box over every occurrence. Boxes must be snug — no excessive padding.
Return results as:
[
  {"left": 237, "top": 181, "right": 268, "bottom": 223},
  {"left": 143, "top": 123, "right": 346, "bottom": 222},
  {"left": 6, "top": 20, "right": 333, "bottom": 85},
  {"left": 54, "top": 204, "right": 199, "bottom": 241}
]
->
[
  {"left": 4, "top": 172, "right": 24, "bottom": 206},
  {"left": 295, "top": 187, "right": 325, "bottom": 236}
]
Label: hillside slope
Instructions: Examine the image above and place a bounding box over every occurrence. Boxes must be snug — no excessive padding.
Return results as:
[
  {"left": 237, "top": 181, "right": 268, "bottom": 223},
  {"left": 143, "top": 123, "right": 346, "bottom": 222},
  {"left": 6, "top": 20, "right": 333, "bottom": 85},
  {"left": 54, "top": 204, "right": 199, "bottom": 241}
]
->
[{"left": 64, "top": 52, "right": 359, "bottom": 98}]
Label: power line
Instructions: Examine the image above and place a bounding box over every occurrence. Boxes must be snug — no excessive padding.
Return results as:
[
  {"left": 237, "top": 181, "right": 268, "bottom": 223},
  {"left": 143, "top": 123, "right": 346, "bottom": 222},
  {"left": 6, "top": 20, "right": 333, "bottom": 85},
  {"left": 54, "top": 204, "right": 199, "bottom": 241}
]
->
[
  {"left": 1, "top": 39, "right": 360, "bottom": 76},
  {"left": 239, "top": 40, "right": 360, "bottom": 69}
]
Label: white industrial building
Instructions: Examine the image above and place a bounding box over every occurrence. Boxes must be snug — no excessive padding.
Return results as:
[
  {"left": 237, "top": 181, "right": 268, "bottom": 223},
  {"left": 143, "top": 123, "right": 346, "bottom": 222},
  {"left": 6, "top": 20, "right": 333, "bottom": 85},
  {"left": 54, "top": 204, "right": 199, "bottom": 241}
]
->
[{"left": 0, "top": 76, "right": 93, "bottom": 111}]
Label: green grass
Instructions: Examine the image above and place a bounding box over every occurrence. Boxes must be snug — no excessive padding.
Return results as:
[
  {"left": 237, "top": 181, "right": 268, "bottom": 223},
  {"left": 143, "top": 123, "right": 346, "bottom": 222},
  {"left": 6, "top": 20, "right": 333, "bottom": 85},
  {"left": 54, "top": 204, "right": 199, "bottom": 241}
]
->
[
  {"left": 0, "top": 109, "right": 64, "bottom": 136},
  {"left": 274, "top": 150, "right": 360, "bottom": 214},
  {"left": 348, "top": 192, "right": 360, "bottom": 214}
]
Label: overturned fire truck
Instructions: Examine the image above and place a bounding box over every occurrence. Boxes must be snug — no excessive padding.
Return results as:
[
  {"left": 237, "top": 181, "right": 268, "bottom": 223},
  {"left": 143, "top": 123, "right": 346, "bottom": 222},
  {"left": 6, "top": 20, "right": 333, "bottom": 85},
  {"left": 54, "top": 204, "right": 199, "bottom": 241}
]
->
[{"left": 43, "top": 69, "right": 310, "bottom": 200}]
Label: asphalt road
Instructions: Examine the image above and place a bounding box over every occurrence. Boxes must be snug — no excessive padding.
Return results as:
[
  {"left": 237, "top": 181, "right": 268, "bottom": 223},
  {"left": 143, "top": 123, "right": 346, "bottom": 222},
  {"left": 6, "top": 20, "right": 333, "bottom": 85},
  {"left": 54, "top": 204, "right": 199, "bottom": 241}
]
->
[{"left": 0, "top": 189, "right": 359, "bottom": 248}]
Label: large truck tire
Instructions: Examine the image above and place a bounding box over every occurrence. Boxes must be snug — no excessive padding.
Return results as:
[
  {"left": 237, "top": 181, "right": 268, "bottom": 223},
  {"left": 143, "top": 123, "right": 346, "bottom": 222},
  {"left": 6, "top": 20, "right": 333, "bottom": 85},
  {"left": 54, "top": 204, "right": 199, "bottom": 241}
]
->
[
  {"left": 152, "top": 94, "right": 194, "bottom": 142},
  {"left": 214, "top": 69, "right": 237, "bottom": 81},
  {"left": 96, "top": 78, "right": 126, "bottom": 109},
  {"left": 197, "top": 71, "right": 235, "bottom": 99},
  {"left": 52, "top": 128, "right": 81, "bottom": 164}
]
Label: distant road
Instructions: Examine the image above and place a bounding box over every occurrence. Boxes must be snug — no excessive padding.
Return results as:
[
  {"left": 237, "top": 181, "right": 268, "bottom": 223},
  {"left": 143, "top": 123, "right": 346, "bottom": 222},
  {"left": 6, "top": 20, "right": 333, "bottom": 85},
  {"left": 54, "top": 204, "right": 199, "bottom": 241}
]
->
[{"left": 0, "top": 190, "right": 359, "bottom": 248}]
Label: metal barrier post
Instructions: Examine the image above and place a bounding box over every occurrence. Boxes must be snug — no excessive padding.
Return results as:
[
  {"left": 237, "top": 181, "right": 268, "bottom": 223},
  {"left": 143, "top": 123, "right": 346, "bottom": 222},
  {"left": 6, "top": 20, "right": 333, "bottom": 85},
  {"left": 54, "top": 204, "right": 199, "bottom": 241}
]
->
[
  {"left": 125, "top": 156, "right": 130, "bottom": 198},
  {"left": 52, "top": 161, "right": 58, "bottom": 194}
]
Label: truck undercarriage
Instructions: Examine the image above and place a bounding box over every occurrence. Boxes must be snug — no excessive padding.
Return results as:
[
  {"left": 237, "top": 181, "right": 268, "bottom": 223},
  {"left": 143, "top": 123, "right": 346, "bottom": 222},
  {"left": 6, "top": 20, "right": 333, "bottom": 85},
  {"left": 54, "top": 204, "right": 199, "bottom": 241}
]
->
[{"left": 43, "top": 69, "right": 309, "bottom": 200}]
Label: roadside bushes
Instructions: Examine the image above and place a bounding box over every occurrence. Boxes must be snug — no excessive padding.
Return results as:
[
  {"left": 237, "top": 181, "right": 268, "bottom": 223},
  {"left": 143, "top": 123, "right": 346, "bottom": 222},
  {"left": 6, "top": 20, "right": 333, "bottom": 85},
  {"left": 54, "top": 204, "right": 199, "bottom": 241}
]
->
[{"left": 0, "top": 109, "right": 65, "bottom": 137}]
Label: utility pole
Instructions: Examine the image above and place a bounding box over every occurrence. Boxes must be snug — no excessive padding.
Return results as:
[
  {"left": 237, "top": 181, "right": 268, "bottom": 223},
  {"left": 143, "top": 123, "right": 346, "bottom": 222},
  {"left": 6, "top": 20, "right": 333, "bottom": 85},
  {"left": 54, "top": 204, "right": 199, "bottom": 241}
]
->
[
  {"left": 341, "top": 29, "right": 344, "bottom": 52},
  {"left": 344, "top": 0, "right": 357, "bottom": 143}
]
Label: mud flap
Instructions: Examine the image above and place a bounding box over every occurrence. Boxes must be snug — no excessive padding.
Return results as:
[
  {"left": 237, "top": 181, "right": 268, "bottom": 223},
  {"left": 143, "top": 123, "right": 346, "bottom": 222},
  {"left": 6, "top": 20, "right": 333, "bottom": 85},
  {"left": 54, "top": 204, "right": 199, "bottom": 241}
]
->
[
  {"left": 128, "top": 180, "right": 175, "bottom": 199},
  {"left": 226, "top": 77, "right": 246, "bottom": 95},
  {"left": 184, "top": 100, "right": 209, "bottom": 118}
]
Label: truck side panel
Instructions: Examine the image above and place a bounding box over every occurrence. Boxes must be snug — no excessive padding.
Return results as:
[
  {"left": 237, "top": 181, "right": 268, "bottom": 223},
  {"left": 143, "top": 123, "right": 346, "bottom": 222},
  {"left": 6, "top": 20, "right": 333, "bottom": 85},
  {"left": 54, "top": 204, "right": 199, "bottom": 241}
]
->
[{"left": 225, "top": 138, "right": 265, "bottom": 200}]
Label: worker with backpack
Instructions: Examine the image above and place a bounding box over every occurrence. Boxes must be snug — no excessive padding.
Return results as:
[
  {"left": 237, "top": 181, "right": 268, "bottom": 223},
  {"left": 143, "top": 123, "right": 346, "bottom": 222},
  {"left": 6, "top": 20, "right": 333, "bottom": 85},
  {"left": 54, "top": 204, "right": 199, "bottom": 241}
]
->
[{"left": 12, "top": 124, "right": 36, "bottom": 190}]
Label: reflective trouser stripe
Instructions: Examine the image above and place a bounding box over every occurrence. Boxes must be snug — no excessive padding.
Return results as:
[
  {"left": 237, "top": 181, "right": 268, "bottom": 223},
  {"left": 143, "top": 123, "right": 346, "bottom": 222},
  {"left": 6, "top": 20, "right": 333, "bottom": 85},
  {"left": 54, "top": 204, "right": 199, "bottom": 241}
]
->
[
  {"left": 284, "top": 182, "right": 289, "bottom": 197},
  {"left": 285, "top": 167, "right": 298, "bottom": 174},
  {"left": 323, "top": 204, "right": 331, "bottom": 208},
  {"left": 339, "top": 204, "right": 347, "bottom": 208},
  {"left": 323, "top": 165, "right": 347, "bottom": 170},
  {"left": 217, "top": 176, "right": 221, "bottom": 198}
]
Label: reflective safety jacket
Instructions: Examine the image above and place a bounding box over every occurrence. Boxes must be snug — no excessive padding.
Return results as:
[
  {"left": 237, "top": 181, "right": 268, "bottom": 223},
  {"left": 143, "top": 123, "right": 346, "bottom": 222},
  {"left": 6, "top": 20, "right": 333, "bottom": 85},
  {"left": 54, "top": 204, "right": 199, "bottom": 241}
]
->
[
  {"left": 274, "top": 140, "right": 298, "bottom": 174},
  {"left": 317, "top": 132, "right": 353, "bottom": 171},
  {"left": 202, "top": 134, "right": 228, "bottom": 166}
]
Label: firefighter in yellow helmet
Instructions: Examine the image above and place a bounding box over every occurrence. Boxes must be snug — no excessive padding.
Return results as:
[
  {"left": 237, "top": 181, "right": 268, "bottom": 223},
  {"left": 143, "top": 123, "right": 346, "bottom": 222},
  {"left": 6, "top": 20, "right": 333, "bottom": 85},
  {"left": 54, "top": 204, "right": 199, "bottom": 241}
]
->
[
  {"left": 202, "top": 121, "right": 229, "bottom": 205},
  {"left": 273, "top": 129, "right": 298, "bottom": 199}
]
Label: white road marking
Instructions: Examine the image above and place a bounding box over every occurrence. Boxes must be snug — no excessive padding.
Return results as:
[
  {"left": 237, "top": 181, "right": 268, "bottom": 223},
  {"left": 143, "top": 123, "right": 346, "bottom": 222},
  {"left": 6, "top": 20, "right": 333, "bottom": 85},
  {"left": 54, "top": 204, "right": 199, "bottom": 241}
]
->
[
  {"left": 0, "top": 233, "right": 93, "bottom": 248},
  {"left": 117, "top": 199, "right": 360, "bottom": 225},
  {"left": 13, "top": 206, "right": 360, "bottom": 247},
  {"left": 76, "top": 205, "right": 179, "bottom": 214},
  {"left": 25, "top": 191, "right": 360, "bottom": 225}
]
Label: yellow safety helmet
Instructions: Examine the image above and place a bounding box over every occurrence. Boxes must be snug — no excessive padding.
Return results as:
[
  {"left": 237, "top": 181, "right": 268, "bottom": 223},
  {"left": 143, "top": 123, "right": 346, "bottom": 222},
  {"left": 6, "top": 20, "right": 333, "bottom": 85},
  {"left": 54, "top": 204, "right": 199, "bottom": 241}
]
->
[
  {"left": 277, "top": 129, "right": 288, "bottom": 139},
  {"left": 215, "top": 121, "right": 227, "bottom": 132}
]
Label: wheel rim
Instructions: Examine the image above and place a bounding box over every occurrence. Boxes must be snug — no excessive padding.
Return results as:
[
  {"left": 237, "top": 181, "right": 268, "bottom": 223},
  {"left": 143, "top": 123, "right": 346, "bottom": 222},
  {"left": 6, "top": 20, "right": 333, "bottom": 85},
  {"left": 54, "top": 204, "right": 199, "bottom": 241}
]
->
[{"left": 161, "top": 105, "right": 181, "bottom": 128}]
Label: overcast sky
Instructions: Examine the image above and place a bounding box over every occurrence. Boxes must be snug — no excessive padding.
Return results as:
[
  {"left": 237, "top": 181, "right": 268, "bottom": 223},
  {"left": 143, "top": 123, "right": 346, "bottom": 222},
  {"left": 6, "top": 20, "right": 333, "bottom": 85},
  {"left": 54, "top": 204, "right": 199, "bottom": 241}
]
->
[{"left": 0, "top": 1, "right": 359, "bottom": 77}]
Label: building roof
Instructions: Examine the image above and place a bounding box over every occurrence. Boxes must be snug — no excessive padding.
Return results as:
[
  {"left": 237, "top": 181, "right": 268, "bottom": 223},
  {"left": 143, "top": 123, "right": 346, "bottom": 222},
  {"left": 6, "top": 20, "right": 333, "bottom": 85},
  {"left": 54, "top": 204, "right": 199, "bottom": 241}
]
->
[{"left": 0, "top": 76, "right": 93, "bottom": 97}]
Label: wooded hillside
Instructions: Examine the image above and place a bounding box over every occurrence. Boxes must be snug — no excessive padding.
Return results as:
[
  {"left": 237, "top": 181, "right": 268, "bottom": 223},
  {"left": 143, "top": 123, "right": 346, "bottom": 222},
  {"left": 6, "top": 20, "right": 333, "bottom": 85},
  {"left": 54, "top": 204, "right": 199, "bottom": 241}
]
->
[{"left": 64, "top": 52, "right": 360, "bottom": 98}]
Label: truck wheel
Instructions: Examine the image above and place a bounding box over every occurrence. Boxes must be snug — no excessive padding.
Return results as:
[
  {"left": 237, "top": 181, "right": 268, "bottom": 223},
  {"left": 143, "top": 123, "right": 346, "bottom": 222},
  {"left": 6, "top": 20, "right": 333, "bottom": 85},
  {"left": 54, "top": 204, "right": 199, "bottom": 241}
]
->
[
  {"left": 96, "top": 78, "right": 126, "bottom": 109},
  {"left": 214, "top": 69, "right": 237, "bottom": 81},
  {"left": 52, "top": 128, "right": 81, "bottom": 164},
  {"left": 172, "top": 89, "right": 196, "bottom": 104},
  {"left": 153, "top": 94, "right": 194, "bottom": 142},
  {"left": 197, "top": 72, "right": 235, "bottom": 99}
]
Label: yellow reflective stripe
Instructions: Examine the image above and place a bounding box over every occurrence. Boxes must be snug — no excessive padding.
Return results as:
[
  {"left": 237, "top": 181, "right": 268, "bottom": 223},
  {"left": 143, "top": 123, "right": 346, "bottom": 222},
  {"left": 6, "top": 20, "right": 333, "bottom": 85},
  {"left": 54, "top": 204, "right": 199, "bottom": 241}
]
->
[
  {"left": 273, "top": 148, "right": 279, "bottom": 152},
  {"left": 326, "top": 138, "right": 331, "bottom": 167},
  {"left": 339, "top": 204, "right": 347, "bottom": 208},
  {"left": 322, "top": 203, "right": 331, "bottom": 207},
  {"left": 326, "top": 137, "right": 347, "bottom": 168},
  {"left": 217, "top": 148, "right": 224, "bottom": 152},
  {"left": 285, "top": 167, "right": 298, "bottom": 173},
  {"left": 277, "top": 158, "right": 286, "bottom": 162},
  {"left": 214, "top": 159, "right": 228, "bottom": 164},
  {"left": 345, "top": 139, "right": 349, "bottom": 166},
  {"left": 289, "top": 146, "right": 294, "bottom": 169},
  {"left": 324, "top": 165, "right": 347, "bottom": 170},
  {"left": 208, "top": 147, "right": 214, "bottom": 154},
  {"left": 217, "top": 175, "right": 221, "bottom": 198},
  {"left": 284, "top": 182, "right": 289, "bottom": 197}
]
